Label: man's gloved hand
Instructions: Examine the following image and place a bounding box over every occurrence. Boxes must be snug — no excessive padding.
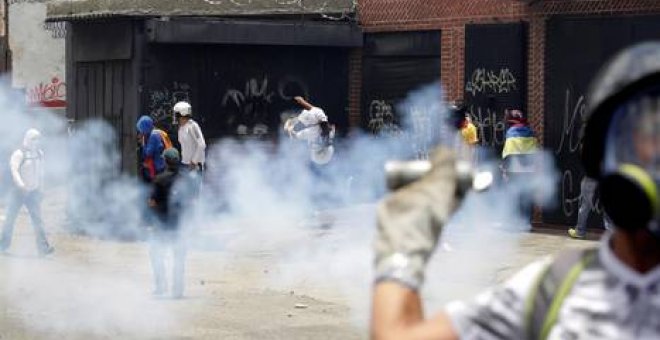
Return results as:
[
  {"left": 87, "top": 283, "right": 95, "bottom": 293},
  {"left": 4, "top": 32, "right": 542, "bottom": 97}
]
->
[{"left": 374, "top": 147, "right": 459, "bottom": 291}]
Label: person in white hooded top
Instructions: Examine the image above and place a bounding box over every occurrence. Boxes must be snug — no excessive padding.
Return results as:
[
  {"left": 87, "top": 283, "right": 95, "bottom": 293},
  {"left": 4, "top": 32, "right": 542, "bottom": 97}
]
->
[{"left": 0, "top": 129, "right": 53, "bottom": 255}]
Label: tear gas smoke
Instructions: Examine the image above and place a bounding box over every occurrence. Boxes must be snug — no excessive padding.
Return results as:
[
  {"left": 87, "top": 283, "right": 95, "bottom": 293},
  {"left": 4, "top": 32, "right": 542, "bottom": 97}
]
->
[{"left": 0, "top": 77, "right": 558, "bottom": 336}]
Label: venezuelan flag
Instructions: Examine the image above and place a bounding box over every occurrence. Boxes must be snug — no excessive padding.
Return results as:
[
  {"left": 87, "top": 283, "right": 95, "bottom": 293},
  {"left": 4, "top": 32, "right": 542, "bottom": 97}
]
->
[{"left": 502, "top": 126, "right": 538, "bottom": 159}]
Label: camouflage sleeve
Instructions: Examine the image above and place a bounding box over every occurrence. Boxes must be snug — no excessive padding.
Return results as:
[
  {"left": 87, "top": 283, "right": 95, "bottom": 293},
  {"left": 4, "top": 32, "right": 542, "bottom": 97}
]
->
[{"left": 445, "top": 258, "right": 551, "bottom": 339}]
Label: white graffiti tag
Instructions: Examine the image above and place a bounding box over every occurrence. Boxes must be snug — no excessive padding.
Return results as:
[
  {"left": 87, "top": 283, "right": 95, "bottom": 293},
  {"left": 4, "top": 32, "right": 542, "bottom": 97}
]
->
[
  {"left": 465, "top": 68, "right": 518, "bottom": 96},
  {"left": 367, "top": 100, "right": 401, "bottom": 137},
  {"left": 222, "top": 76, "right": 309, "bottom": 136},
  {"left": 555, "top": 89, "right": 586, "bottom": 155},
  {"left": 147, "top": 81, "right": 192, "bottom": 124},
  {"left": 466, "top": 105, "right": 506, "bottom": 147}
]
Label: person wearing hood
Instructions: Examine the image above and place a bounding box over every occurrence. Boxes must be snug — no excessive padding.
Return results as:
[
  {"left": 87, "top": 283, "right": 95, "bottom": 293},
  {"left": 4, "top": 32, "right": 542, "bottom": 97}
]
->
[
  {"left": 137, "top": 115, "right": 171, "bottom": 182},
  {"left": 0, "top": 129, "right": 53, "bottom": 255}
]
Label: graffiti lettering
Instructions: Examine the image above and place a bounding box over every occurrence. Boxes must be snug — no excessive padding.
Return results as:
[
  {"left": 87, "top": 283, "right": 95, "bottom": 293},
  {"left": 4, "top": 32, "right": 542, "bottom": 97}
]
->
[
  {"left": 147, "top": 81, "right": 192, "bottom": 125},
  {"left": 26, "top": 77, "right": 66, "bottom": 108},
  {"left": 560, "top": 169, "right": 604, "bottom": 218},
  {"left": 406, "top": 104, "right": 435, "bottom": 159},
  {"left": 465, "top": 68, "right": 518, "bottom": 96},
  {"left": 42, "top": 22, "right": 67, "bottom": 39},
  {"left": 555, "top": 89, "right": 585, "bottom": 155},
  {"left": 201, "top": 0, "right": 339, "bottom": 9},
  {"left": 556, "top": 89, "right": 592, "bottom": 218},
  {"left": 367, "top": 100, "right": 401, "bottom": 137},
  {"left": 467, "top": 105, "right": 506, "bottom": 147},
  {"left": 222, "top": 76, "right": 309, "bottom": 136}
]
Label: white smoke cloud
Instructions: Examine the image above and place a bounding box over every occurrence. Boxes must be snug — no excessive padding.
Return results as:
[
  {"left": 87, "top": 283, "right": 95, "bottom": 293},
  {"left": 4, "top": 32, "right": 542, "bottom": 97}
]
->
[{"left": 0, "top": 77, "right": 558, "bottom": 336}]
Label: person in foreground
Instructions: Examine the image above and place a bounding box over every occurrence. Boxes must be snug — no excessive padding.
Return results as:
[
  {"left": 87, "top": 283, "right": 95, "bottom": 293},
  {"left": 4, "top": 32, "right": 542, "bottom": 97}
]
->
[{"left": 371, "top": 43, "right": 660, "bottom": 339}]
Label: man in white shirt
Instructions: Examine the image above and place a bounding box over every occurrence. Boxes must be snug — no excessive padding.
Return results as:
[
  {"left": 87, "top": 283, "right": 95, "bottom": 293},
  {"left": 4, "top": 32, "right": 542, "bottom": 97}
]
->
[
  {"left": 0, "top": 129, "right": 53, "bottom": 256},
  {"left": 174, "top": 101, "right": 206, "bottom": 172},
  {"left": 371, "top": 43, "right": 660, "bottom": 339},
  {"left": 285, "top": 96, "right": 335, "bottom": 165}
]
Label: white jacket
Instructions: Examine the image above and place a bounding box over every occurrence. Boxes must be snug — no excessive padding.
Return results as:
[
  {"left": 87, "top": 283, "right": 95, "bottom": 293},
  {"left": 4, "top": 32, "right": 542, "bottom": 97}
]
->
[
  {"left": 292, "top": 107, "right": 335, "bottom": 165},
  {"left": 178, "top": 119, "right": 206, "bottom": 165},
  {"left": 10, "top": 129, "right": 44, "bottom": 192}
]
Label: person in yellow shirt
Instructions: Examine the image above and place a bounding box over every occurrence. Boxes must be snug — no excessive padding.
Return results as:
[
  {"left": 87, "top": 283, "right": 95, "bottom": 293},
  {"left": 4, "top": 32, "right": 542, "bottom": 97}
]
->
[{"left": 451, "top": 103, "right": 479, "bottom": 164}]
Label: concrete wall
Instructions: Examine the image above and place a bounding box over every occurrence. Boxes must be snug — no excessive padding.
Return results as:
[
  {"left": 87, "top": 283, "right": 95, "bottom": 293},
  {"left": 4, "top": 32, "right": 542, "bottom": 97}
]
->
[{"left": 9, "top": 0, "right": 66, "bottom": 109}]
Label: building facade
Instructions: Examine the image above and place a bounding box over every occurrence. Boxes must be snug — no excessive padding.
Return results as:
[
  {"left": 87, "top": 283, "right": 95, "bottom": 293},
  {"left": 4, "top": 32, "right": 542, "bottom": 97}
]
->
[
  {"left": 47, "top": 0, "right": 361, "bottom": 170},
  {"left": 357, "top": 0, "right": 660, "bottom": 226},
  {"left": 47, "top": 0, "right": 660, "bottom": 227},
  {"left": 9, "top": 0, "right": 66, "bottom": 111}
]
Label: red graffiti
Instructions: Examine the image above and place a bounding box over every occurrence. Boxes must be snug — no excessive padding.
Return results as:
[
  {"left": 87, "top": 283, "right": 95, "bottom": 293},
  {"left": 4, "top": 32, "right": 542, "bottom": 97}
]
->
[{"left": 26, "top": 77, "right": 67, "bottom": 108}]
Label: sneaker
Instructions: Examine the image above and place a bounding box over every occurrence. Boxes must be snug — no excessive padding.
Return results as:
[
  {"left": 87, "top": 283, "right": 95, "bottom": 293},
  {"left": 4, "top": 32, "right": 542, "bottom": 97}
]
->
[{"left": 568, "top": 228, "right": 586, "bottom": 239}]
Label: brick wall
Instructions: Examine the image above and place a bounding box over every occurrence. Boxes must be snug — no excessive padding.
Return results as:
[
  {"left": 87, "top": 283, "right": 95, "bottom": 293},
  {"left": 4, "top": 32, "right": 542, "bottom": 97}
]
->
[
  {"left": 356, "top": 0, "right": 660, "bottom": 144},
  {"left": 354, "top": 0, "right": 660, "bottom": 225},
  {"left": 348, "top": 48, "right": 362, "bottom": 129}
]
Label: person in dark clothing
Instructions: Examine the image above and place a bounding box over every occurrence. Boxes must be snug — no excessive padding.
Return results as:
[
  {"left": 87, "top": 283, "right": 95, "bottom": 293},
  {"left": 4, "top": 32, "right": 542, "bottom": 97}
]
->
[{"left": 148, "top": 148, "right": 190, "bottom": 298}]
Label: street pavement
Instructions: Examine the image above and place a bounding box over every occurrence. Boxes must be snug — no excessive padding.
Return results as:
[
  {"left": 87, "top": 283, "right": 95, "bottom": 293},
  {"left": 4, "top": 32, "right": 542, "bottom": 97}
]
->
[{"left": 0, "top": 189, "right": 598, "bottom": 339}]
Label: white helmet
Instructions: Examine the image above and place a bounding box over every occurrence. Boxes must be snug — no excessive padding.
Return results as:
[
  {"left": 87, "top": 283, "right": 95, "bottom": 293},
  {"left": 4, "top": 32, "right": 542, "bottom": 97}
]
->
[{"left": 173, "top": 101, "right": 192, "bottom": 117}]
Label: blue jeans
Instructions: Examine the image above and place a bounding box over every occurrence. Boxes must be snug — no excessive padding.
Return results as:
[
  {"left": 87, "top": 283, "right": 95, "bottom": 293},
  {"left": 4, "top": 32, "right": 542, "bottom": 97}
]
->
[
  {"left": 1, "top": 189, "right": 50, "bottom": 252},
  {"left": 149, "top": 230, "right": 186, "bottom": 297},
  {"left": 575, "top": 177, "right": 612, "bottom": 235}
]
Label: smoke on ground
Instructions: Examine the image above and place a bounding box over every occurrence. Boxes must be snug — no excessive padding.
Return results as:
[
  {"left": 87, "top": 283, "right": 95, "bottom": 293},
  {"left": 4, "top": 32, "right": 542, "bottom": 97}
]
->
[{"left": 0, "top": 79, "right": 557, "bottom": 334}]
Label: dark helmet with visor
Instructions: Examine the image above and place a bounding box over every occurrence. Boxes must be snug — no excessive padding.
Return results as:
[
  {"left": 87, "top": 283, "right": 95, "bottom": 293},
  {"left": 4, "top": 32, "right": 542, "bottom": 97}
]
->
[{"left": 582, "top": 42, "right": 660, "bottom": 236}]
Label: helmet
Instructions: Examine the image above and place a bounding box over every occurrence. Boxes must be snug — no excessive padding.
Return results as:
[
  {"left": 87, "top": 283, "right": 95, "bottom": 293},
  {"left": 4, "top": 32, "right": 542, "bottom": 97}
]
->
[
  {"left": 582, "top": 42, "right": 660, "bottom": 235},
  {"left": 173, "top": 101, "right": 192, "bottom": 117},
  {"left": 163, "top": 147, "right": 180, "bottom": 165}
]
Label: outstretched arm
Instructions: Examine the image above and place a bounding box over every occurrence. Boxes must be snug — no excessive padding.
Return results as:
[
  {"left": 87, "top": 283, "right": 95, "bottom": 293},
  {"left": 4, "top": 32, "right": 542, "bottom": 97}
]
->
[
  {"left": 294, "top": 96, "right": 314, "bottom": 110},
  {"left": 372, "top": 147, "right": 461, "bottom": 340},
  {"left": 372, "top": 282, "right": 458, "bottom": 340}
]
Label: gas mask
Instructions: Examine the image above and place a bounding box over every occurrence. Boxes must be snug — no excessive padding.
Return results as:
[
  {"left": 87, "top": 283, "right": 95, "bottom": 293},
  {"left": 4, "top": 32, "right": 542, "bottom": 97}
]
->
[{"left": 599, "top": 87, "right": 660, "bottom": 236}]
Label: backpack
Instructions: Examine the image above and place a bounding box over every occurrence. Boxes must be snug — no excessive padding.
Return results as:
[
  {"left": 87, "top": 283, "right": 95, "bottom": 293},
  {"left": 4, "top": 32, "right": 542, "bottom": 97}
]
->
[
  {"left": 525, "top": 247, "right": 599, "bottom": 340},
  {"left": 142, "top": 130, "right": 173, "bottom": 181},
  {"left": 154, "top": 129, "right": 173, "bottom": 150}
]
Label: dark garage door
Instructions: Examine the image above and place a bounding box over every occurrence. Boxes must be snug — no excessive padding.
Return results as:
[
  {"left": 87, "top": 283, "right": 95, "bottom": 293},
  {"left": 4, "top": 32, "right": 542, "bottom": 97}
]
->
[
  {"left": 544, "top": 15, "right": 660, "bottom": 226},
  {"left": 143, "top": 44, "right": 349, "bottom": 142}
]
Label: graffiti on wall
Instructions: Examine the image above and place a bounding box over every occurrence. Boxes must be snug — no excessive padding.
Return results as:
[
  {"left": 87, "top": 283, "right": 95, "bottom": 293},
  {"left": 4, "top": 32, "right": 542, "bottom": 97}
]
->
[
  {"left": 367, "top": 100, "right": 402, "bottom": 137},
  {"left": 465, "top": 68, "right": 518, "bottom": 96},
  {"left": 10, "top": 0, "right": 66, "bottom": 106},
  {"left": 26, "top": 77, "right": 66, "bottom": 108},
  {"left": 201, "top": 0, "right": 347, "bottom": 11},
  {"left": 42, "top": 22, "right": 66, "bottom": 39},
  {"left": 367, "top": 98, "right": 440, "bottom": 160},
  {"left": 222, "top": 76, "right": 309, "bottom": 136},
  {"left": 466, "top": 105, "right": 507, "bottom": 147},
  {"left": 556, "top": 89, "right": 598, "bottom": 218},
  {"left": 147, "top": 81, "right": 192, "bottom": 125}
]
